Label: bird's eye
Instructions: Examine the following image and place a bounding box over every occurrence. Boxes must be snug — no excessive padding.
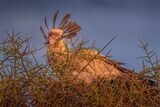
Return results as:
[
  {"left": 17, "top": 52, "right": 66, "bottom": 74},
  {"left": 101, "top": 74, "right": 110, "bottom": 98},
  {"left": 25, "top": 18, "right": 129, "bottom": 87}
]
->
[{"left": 49, "top": 32, "right": 54, "bottom": 36}]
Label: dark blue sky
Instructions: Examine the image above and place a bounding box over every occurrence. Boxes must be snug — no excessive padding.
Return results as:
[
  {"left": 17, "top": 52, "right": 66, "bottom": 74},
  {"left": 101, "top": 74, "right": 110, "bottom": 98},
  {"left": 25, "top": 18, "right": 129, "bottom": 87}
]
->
[{"left": 0, "top": 0, "right": 160, "bottom": 71}]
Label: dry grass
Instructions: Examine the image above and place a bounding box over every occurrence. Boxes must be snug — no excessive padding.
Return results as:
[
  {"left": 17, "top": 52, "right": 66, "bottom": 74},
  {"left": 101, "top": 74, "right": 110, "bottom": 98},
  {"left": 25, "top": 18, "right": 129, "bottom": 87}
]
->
[{"left": 0, "top": 31, "right": 160, "bottom": 107}]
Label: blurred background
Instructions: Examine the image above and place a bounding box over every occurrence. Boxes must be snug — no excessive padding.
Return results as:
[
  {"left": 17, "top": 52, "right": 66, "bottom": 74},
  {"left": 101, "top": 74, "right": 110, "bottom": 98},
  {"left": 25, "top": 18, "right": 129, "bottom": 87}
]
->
[{"left": 0, "top": 0, "right": 160, "bottom": 71}]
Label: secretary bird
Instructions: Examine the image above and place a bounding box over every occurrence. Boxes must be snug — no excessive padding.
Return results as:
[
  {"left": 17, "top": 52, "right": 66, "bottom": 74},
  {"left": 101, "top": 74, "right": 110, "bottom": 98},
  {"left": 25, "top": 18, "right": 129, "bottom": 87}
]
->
[{"left": 40, "top": 11, "right": 154, "bottom": 84}]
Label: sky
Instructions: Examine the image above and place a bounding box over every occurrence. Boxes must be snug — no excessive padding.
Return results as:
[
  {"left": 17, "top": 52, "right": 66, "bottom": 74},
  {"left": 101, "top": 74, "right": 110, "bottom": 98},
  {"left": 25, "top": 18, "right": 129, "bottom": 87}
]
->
[{"left": 0, "top": 0, "right": 160, "bottom": 71}]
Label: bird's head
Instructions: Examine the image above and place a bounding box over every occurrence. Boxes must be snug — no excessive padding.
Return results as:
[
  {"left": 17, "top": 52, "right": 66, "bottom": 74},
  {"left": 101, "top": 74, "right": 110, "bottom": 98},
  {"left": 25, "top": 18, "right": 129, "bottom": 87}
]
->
[
  {"left": 40, "top": 10, "right": 81, "bottom": 47},
  {"left": 48, "top": 29, "right": 64, "bottom": 47}
]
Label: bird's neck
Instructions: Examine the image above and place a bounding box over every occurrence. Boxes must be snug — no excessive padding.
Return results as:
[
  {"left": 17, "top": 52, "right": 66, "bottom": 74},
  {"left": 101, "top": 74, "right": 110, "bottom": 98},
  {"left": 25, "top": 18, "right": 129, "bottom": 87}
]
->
[
  {"left": 47, "top": 40, "right": 67, "bottom": 54},
  {"left": 46, "top": 39, "right": 69, "bottom": 76}
]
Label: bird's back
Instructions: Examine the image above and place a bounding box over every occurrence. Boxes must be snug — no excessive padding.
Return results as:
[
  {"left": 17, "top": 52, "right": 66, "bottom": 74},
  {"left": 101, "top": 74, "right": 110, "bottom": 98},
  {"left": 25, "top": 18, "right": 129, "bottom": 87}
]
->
[{"left": 68, "top": 48, "right": 134, "bottom": 83}]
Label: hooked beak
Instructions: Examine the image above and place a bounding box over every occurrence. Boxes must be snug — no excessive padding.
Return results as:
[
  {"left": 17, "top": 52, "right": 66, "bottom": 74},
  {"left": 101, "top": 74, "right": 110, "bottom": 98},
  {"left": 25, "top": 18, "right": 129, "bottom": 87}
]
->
[{"left": 45, "top": 40, "right": 50, "bottom": 45}]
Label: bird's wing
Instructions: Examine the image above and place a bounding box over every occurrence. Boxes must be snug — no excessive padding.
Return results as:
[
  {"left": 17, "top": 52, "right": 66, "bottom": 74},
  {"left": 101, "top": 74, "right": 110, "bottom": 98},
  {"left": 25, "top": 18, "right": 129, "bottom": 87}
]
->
[{"left": 82, "top": 49, "right": 135, "bottom": 75}]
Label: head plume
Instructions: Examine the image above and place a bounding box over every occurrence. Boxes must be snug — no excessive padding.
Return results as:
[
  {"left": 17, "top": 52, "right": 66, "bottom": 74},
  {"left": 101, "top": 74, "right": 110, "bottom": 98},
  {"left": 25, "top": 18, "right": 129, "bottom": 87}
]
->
[{"left": 40, "top": 10, "right": 81, "bottom": 44}]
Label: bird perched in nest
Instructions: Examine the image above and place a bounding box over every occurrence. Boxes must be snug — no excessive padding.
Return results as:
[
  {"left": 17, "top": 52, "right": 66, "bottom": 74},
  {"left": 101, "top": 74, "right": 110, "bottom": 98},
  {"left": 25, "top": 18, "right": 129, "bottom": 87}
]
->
[{"left": 40, "top": 11, "right": 138, "bottom": 84}]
